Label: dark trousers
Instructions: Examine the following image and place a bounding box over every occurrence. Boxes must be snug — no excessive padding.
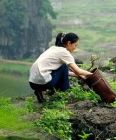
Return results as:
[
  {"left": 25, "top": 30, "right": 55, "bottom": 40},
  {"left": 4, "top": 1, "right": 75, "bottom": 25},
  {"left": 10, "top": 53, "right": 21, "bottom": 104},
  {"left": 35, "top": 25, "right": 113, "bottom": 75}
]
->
[{"left": 29, "top": 64, "right": 70, "bottom": 92}]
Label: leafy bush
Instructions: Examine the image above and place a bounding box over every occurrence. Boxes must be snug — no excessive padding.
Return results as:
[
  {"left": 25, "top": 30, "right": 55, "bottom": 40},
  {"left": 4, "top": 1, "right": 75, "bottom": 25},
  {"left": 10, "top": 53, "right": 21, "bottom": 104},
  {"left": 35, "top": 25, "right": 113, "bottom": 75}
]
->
[
  {"left": 25, "top": 96, "right": 37, "bottom": 113},
  {"left": 34, "top": 109, "right": 72, "bottom": 140}
]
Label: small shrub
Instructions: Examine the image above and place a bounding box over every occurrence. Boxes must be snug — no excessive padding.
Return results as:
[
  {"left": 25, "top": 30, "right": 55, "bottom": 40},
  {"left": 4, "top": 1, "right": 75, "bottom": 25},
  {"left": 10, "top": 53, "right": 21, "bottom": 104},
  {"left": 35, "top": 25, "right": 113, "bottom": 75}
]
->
[
  {"left": 25, "top": 97, "right": 37, "bottom": 112},
  {"left": 34, "top": 109, "right": 72, "bottom": 140},
  {"left": 110, "top": 101, "right": 116, "bottom": 108}
]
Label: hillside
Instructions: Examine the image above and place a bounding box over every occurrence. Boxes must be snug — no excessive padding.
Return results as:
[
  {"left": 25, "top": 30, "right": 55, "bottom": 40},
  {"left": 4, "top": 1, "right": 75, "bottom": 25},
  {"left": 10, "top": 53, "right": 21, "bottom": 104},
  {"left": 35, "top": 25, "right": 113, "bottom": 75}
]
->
[
  {"left": 50, "top": 0, "right": 116, "bottom": 61},
  {"left": 0, "top": 1, "right": 116, "bottom": 139}
]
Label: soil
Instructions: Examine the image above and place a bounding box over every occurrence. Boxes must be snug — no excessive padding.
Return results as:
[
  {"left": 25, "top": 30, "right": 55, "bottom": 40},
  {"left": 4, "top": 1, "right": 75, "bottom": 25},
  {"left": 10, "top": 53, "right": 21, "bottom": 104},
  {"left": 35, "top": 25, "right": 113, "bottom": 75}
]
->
[{"left": 68, "top": 100, "right": 116, "bottom": 140}]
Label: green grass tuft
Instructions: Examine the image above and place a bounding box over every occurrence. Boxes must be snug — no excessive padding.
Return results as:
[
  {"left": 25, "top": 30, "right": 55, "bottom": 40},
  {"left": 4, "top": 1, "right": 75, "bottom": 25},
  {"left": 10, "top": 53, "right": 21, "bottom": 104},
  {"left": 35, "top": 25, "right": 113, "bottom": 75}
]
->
[{"left": 0, "top": 97, "right": 33, "bottom": 131}]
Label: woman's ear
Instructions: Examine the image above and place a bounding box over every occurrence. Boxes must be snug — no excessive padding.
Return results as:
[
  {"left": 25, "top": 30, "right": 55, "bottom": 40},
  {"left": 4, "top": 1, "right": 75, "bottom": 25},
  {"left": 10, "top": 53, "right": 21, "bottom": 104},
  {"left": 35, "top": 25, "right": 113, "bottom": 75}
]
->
[{"left": 67, "top": 41, "right": 71, "bottom": 46}]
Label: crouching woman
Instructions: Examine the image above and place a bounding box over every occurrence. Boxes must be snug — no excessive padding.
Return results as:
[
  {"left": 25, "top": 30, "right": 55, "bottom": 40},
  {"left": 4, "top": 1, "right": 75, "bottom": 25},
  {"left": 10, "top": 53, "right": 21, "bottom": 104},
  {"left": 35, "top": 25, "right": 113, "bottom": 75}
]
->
[{"left": 29, "top": 32, "right": 92, "bottom": 103}]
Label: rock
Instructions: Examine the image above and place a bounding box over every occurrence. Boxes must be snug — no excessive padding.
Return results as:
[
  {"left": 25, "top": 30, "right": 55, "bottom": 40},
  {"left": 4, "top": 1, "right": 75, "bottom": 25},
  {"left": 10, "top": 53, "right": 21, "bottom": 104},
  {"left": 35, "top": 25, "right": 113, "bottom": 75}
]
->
[
  {"left": 69, "top": 100, "right": 116, "bottom": 140},
  {"left": 110, "top": 57, "right": 116, "bottom": 64},
  {"left": 74, "top": 58, "right": 83, "bottom": 65}
]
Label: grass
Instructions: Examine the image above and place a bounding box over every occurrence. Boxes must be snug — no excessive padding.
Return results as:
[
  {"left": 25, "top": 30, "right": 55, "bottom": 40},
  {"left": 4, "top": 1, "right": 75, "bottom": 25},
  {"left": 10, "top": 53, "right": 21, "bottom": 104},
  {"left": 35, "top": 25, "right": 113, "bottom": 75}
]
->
[
  {"left": 50, "top": 0, "right": 116, "bottom": 57},
  {"left": 110, "top": 81, "right": 116, "bottom": 91},
  {"left": 1, "top": 0, "right": 116, "bottom": 139},
  {"left": 0, "top": 60, "right": 116, "bottom": 139},
  {"left": 34, "top": 85, "right": 100, "bottom": 140},
  {"left": 0, "top": 98, "right": 33, "bottom": 131}
]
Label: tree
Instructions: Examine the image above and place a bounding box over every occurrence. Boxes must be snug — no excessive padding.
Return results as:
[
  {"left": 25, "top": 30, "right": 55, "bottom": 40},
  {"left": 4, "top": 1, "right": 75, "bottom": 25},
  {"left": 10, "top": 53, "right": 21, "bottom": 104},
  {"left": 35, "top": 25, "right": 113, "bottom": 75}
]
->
[{"left": 0, "top": 0, "right": 56, "bottom": 59}]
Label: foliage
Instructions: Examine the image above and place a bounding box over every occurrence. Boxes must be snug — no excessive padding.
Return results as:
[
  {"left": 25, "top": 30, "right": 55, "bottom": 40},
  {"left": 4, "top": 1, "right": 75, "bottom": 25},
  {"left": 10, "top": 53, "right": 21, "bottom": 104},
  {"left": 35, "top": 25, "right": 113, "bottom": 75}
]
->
[
  {"left": 0, "top": 60, "right": 116, "bottom": 139},
  {"left": 32, "top": 88, "right": 73, "bottom": 139},
  {"left": 0, "top": 78, "right": 116, "bottom": 139},
  {"left": 33, "top": 83, "right": 100, "bottom": 139},
  {"left": 101, "top": 61, "right": 116, "bottom": 73},
  {"left": 109, "top": 81, "right": 116, "bottom": 91},
  {"left": 25, "top": 96, "right": 38, "bottom": 112},
  {"left": 0, "top": 97, "right": 33, "bottom": 130},
  {"left": 78, "top": 131, "right": 92, "bottom": 140},
  {"left": 0, "top": 0, "right": 56, "bottom": 59},
  {"left": 68, "top": 85, "right": 100, "bottom": 102},
  {"left": 52, "top": 0, "right": 116, "bottom": 58},
  {"left": 0, "top": 97, "right": 11, "bottom": 106},
  {"left": 34, "top": 108, "right": 72, "bottom": 140},
  {"left": 38, "top": 0, "right": 56, "bottom": 18},
  {"left": 0, "top": 0, "right": 25, "bottom": 58},
  {"left": 107, "top": 62, "right": 116, "bottom": 72},
  {"left": 110, "top": 101, "right": 116, "bottom": 108},
  {"left": 106, "top": 137, "right": 116, "bottom": 140}
]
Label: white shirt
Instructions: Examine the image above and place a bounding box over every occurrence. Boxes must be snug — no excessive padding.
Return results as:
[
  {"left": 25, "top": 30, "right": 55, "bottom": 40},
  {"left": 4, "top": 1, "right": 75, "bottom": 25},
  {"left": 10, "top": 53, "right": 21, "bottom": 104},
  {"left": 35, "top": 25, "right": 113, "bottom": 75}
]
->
[{"left": 29, "top": 46, "right": 75, "bottom": 84}]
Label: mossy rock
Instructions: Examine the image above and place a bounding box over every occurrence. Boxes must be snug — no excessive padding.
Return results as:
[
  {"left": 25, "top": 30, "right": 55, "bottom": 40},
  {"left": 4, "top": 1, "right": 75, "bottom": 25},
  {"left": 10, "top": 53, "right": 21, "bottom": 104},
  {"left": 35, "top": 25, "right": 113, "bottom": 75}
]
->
[{"left": 110, "top": 57, "right": 116, "bottom": 64}]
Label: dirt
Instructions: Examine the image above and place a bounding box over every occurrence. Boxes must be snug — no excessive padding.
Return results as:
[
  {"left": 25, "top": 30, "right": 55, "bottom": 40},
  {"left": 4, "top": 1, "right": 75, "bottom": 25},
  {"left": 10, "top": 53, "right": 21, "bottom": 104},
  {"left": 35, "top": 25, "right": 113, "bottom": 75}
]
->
[{"left": 68, "top": 100, "right": 116, "bottom": 140}]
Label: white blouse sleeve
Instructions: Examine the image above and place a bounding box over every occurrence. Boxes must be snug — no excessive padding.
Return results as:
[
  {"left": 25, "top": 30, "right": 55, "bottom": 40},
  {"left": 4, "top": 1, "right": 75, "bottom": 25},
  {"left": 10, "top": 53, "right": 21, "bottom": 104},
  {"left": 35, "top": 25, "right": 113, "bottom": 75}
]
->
[{"left": 60, "top": 49, "right": 75, "bottom": 65}]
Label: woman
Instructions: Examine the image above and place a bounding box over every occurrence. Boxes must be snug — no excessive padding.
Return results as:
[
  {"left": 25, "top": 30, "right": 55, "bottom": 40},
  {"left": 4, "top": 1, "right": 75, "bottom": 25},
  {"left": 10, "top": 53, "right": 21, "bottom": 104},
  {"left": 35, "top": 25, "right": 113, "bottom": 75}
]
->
[{"left": 29, "top": 32, "right": 92, "bottom": 103}]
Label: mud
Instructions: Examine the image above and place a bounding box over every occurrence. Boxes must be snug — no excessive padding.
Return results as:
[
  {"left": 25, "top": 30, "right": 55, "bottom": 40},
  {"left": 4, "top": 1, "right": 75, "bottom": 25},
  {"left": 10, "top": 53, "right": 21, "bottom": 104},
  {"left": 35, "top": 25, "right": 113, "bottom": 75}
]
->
[{"left": 68, "top": 100, "right": 116, "bottom": 140}]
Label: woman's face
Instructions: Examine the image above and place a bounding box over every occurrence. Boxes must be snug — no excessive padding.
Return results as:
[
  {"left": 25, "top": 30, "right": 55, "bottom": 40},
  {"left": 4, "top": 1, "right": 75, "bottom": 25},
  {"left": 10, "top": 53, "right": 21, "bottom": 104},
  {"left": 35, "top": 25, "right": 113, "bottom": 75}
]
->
[{"left": 66, "top": 40, "right": 79, "bottom": 53}]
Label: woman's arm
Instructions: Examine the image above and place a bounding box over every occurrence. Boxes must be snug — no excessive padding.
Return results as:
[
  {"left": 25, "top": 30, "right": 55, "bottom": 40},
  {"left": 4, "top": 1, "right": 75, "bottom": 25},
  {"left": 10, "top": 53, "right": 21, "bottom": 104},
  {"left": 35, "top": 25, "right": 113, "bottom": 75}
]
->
[
  {"left": 69, "top": 70, "right": 77, "bottom": 77},
  {"left": 69, "top": 63, "right": 92, "bottom": 78}
]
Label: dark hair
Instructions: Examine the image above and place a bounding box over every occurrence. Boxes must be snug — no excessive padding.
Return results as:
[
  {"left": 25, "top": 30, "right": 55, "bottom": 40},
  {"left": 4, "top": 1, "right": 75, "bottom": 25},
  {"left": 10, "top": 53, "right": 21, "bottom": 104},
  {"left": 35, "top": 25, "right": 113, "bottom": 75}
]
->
[{"left": 55, "top": 32, "right": 79, "bottom": 47}]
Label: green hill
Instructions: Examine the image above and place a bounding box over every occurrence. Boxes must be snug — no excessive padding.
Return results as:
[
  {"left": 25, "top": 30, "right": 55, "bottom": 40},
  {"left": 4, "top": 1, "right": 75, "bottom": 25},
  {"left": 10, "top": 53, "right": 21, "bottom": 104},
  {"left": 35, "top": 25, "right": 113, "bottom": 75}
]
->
[{"left": 50, "top": 0, "right": 116, "bottom": 59}]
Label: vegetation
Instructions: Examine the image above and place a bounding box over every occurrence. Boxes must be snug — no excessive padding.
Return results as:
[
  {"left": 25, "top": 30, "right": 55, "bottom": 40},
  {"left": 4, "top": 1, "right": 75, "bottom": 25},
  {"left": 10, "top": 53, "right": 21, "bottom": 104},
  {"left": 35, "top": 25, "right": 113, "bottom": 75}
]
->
[
  {"left": 50, "top": 0, "right": 116, "bottom": 58},
  {"left": 0, "top": 0, "right": 56, "bottom": 59},
  {"left": 0, "top": 97, "right": 32, "bottom": 130},
  {"left": 0, "top": 60, "right": 116, "bottom": 139},
  {"left": 0, "top": 0, "right": 116, "bottom": 139},
  {"left": 0, "top": 84, "right": 100, "bottom": 140}
]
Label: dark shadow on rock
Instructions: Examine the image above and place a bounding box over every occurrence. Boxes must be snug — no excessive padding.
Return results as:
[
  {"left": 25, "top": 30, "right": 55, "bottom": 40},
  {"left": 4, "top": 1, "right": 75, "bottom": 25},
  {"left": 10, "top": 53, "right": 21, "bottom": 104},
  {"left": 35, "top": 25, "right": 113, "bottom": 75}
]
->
[{"left": 68, "top": 100, "right": 116, "bottom": 140}]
